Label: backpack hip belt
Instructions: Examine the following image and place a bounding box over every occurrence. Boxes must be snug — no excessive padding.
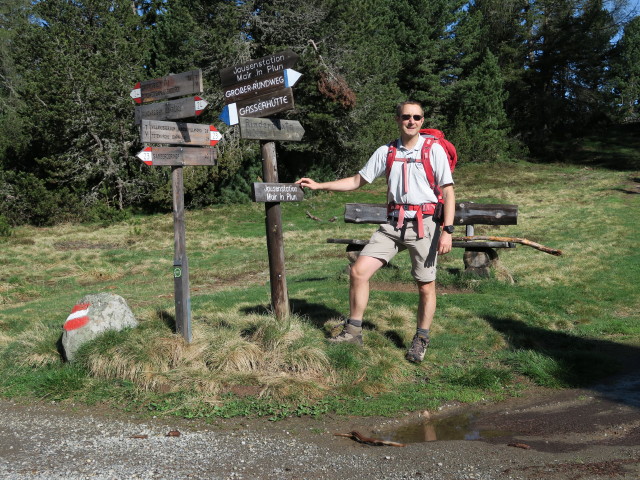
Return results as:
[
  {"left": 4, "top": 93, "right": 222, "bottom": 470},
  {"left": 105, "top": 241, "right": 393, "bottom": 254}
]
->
[{"left": 388, "top": 202, "right": 437, "bottom": 238}]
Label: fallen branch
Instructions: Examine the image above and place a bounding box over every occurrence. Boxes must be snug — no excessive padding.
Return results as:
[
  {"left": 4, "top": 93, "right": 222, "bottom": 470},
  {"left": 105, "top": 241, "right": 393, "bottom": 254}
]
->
[
  {"left": 306, "top": 211, "right": 338, "bottom": 223},
  {"left": 334, "top": 431, "right": 406, "bottom": 447},
  {"left": 306, "top": 211, "right": 323, "bottom": 222},
  {"left": 453, "top": 236, "right": 563, "bottom": 256}
]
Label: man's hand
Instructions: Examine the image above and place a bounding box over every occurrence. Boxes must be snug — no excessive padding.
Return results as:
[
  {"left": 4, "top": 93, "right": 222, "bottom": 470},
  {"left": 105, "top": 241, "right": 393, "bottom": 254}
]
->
[
  {"left": 438, "top": 231, "right": 452, "bottom": 255},
  {"left": 296, "top": 177, "right": 321, "bottom": 190}
]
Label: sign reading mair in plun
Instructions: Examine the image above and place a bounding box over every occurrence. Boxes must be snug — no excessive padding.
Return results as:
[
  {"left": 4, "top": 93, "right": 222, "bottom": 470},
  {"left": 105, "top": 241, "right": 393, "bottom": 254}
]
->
[{"left": 61, "top": 293, "right": 138, "bottom": 362}]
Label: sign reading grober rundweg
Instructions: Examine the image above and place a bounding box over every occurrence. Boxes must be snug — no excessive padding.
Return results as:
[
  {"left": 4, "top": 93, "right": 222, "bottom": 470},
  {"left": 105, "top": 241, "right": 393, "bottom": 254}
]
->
[{"left": 252, "top": 183, "right": 304, "bottom": 202}]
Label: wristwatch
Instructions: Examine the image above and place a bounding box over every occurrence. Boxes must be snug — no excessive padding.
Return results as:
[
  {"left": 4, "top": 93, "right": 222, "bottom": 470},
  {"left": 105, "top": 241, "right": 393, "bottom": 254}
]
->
[{"left": 442, "top": 225, "right": 455, "bottom": 234}]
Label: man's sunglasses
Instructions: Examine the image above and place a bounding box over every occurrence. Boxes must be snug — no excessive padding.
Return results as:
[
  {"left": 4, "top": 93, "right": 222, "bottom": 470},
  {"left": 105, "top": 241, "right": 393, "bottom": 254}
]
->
[{"left": 400, "top": 114, "right": 423, "bottom": 121}]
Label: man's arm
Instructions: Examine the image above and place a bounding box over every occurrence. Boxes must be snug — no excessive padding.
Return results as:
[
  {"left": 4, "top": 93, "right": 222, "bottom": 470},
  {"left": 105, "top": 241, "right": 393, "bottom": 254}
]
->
[
  {"left": 438, "top": 184, "right": 455, "bottom": 254},
  {"left": 296, "top": 174, "right": 367, "bottom": 192}
]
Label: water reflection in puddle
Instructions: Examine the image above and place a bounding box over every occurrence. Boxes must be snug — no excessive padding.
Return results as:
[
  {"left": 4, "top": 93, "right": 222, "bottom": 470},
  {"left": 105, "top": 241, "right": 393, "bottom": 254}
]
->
[{"left": 376, "top": 413, "right": 512, "bottom": 444}]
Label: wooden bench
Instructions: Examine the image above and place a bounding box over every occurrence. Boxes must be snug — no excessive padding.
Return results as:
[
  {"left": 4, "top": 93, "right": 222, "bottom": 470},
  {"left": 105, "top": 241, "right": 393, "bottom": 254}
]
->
[{"left": 327, "top": 202, "right": 518, "bottom": 275}]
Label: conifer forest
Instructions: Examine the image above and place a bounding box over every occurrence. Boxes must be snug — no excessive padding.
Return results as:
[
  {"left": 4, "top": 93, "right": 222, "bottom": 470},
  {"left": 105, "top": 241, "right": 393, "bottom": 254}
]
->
[{"left": 1, "top": 0, "right": 638, "bottom": 226}]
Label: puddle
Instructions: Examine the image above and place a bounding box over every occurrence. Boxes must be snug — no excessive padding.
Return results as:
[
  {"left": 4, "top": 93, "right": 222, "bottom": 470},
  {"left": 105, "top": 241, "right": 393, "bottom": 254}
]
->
[{"left": 375, "top": 413, "right": 513, "bottom": 444}]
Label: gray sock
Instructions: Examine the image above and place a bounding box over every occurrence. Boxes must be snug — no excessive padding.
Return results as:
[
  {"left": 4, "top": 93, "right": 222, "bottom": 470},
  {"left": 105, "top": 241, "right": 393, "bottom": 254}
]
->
[
  {"left": 347, "top": 319, "right": 363, "bottom": 328},
  {"left": 417, "top": 328, "right": 430, "bottom": 339}
]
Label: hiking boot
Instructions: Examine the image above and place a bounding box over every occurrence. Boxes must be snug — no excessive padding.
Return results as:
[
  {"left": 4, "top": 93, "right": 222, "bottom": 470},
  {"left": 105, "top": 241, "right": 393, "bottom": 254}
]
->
[
  {"left": 405, "top": 334, "right": 430, "bottom": 363},
  {"left": 329, "top": 321, "right": 363, "bottom": 345}
]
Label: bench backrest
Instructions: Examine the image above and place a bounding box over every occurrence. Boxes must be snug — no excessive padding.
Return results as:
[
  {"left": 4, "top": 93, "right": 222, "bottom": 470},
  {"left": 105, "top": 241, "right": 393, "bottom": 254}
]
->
[{"left": 344, "top": 203, "right": 518, "bottom": 226}]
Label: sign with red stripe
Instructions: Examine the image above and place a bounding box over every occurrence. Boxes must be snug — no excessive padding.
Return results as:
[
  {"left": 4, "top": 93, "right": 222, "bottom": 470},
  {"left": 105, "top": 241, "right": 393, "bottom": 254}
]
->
[
  {"left": 63, "top": 303, "right": 91, "bottom": 331},
  {"left": 140, "top": 120, "right": 222, "bottom": 146},
  {"left": 130, "top": 70, "right": 203, "bottom": 104},
  {"left": 134, "top": 96, "right": 209, "bottom": 125},
  {"left": 137, "top": 146, "right": 217, "bottom": 166}
]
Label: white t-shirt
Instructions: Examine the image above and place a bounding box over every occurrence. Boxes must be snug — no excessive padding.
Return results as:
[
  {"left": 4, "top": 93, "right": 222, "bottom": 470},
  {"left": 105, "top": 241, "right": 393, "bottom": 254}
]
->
[{"left": 359, "top": 136, "right": 454, "bottom": 218}]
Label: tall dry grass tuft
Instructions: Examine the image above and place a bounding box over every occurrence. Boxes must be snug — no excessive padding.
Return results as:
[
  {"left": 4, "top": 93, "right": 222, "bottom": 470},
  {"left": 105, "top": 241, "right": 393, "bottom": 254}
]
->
[{"left": 12, "top": 321, "right": 61, "bottom": 367}]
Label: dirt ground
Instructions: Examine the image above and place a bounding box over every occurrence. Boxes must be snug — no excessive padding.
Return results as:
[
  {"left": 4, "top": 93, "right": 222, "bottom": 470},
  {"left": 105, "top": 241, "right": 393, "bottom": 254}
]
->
[{"left": 1, "top": 371, "right": 639, "bottom": 479}]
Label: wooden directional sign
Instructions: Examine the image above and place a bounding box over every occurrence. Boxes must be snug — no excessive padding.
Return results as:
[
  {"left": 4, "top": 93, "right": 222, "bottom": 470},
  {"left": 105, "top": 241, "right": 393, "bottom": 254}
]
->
[
  {"left": 252, "top": 183, "right": 304, "bottom": 202},
  {"left": 141, "top": 119, "right": 222, "bottom": 146},
  {"left": 220, "top": 88, "right": 294, "bottom": 126},
  {"left": 135, "top": 96, "right": 208, "bottom": 125},
  {"left": 239, "top": 117, "right": 305, "bottom": 141},
  {"left": 130, "top": 69, "right": 203, "bottom": 104},
  {"left": 219, "top": 50, "right": 299, "bottom": 87},
  {"left": 137, "top": 146, "right": 217, "bottom": 166},
  {"left": 223, "top": 69, "right": 302, "bottom": 104}
]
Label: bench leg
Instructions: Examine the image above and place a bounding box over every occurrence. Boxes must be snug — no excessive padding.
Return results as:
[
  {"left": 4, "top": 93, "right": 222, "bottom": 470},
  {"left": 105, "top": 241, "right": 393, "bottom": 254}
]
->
[
  {"left": 346, "top": 244, "right": 365, "bottom": 264},
  {"left": 463, "top": 247, "right": 498, "bottom": 277}
]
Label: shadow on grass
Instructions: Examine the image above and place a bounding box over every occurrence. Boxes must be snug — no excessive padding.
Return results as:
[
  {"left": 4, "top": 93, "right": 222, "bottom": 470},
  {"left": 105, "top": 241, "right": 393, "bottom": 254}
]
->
[
  {"left": 156, "top": 309, "right": 176, "bottom": 333},
  {"left": 240, "top": 298, "right": 343, "bottom": 330},
  {"left": 484, "top": 315, "right": 640, "bottom": 408}
]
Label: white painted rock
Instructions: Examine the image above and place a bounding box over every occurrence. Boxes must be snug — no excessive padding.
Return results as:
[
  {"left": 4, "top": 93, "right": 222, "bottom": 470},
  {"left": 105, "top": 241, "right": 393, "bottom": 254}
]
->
[{"left": 61, "top": 293, "right": 138, "bottom": 362}]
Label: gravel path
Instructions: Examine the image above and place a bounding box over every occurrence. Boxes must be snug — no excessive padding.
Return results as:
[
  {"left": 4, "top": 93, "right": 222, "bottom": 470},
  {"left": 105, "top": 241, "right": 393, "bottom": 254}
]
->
[{"left": 1, "top": 377, "right": 639, "bottom": 480}]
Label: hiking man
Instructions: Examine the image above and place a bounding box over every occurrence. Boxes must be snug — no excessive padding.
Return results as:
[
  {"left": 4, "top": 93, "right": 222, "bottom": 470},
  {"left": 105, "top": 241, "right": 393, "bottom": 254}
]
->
[{"left": 296, "top": 101, "right": 455, "bottom": 363}]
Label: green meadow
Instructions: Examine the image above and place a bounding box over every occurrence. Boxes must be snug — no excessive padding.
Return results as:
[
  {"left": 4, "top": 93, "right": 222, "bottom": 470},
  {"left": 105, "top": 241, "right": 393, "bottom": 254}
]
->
[{"left": 0, "top": 156, "right": 638, "bottom": 420}]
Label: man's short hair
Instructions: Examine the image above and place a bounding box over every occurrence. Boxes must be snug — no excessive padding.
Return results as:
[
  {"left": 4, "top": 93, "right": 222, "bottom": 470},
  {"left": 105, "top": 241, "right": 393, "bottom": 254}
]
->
[{"left": 395, "top": 100, "right": 423, "bottom": 117}]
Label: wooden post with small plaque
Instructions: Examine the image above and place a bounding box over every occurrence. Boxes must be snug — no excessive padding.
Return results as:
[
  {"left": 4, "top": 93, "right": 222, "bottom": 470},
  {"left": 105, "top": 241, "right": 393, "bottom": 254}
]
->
[
  {"left": 220, "top": 51, "right": 305, "bottom": 321},
  {"left": 132, "top": 69, "right": 220, "bottom": 342}
]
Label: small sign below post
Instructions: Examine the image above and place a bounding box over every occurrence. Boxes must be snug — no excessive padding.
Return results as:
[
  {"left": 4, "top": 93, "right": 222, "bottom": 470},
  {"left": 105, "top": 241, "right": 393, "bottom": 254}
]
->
[{"left": 252, "top": 183, "right": 304, "bottom": 203}]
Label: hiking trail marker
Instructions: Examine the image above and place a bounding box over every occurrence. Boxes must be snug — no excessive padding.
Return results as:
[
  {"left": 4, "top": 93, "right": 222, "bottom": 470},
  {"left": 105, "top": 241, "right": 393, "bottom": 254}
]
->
[
  {"left": 131, "top": 68, "right": 217, "bottom": 343},
  {"left": 219, "top": 50, "right": 304, "bottom": 321}
]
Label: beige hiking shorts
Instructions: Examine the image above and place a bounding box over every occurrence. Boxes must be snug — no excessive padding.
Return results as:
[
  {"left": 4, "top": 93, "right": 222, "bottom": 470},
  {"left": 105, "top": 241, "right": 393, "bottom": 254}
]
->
[{"left": 360, "top": 217, "right": 440, "bottom": 283}]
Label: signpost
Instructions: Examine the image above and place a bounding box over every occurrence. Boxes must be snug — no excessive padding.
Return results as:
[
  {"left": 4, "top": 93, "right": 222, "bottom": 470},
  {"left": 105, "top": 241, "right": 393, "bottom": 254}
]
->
[
  {"left": 219, "top": 49, "right": 299, "bottom": 87},
  {"left": 219, "top": 51, "right": 303, "bottom": 321},
  {"left": 222, "top": 69, "right": 302, "bottom": 103},
  {"left": 137, "top": 146, "right": 217, "bottom": 166},
  {"left": 252, "top": 183, "right": 304, "bottom": 203},
  {"left": 131, "top": 68, "right": 215, "bottom": 343},
  {"left": 135, "top": 96, "right": 208, "bottom": 124},
  {"left": 130, "top": 69, "right": 203, "bottom": 104},
  {"left": 220, "top": 87, "right": 295, "bottom": 126},
  {"left": 239, "top": 117, "right": 305, "bottom": 141},
  {"left": 140, "top": 119, "right": 222, "bottom": 146}
]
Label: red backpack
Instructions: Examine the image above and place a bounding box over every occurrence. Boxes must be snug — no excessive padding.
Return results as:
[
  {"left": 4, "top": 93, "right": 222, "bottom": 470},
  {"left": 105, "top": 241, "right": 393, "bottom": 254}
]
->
[{"left": 384, "top": 129, "right": 457, "bottom": 237}]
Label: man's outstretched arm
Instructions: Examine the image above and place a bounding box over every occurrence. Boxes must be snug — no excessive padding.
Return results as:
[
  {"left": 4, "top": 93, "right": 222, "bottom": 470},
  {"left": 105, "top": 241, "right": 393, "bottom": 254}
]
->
[{"left": 296, "top": 174, "right": 367, "bottom": 192}]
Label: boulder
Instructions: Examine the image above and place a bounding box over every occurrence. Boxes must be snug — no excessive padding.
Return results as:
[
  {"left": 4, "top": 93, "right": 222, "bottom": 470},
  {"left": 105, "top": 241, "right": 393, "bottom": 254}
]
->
[{"left": 61, "top": 293, "right": 138, "bottom": 362}]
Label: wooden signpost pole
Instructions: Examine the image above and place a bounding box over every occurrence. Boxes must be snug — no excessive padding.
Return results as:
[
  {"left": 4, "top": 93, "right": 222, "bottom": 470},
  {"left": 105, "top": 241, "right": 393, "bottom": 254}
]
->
[
  {"left": 261, "top": 141, "right": 289, "bottom": 319},
  {"left": 219, "top": 50, "right": 304, "bottom": 321},
  {"left": 132, "top": 68, "right": 219, "bottom": 343},
  {"left": 172, "top": 166, "right": 192, "bottom": 342}
]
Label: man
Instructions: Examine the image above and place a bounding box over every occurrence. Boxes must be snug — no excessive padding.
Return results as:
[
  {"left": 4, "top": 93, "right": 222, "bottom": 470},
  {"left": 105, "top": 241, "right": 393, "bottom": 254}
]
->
[{"left": 296, "top": 101, "right": 455, "bottom": 363}]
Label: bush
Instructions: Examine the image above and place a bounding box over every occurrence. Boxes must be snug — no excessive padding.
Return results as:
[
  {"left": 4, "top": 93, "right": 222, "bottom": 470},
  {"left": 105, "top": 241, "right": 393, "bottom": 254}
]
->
[{"left": 0, "top": 215, "right": 11, "bottom": 238}]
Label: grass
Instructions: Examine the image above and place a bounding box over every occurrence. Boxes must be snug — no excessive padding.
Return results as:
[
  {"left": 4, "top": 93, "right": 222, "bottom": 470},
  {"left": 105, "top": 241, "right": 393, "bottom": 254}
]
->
[{"left": 0, "top": 145, "right": 639, "bottom": 420}]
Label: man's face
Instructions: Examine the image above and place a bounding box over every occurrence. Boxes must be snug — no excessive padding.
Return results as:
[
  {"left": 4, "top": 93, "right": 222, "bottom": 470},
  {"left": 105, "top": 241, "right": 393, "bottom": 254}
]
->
[{"left": 396, "top": 104, "right": 425, "bottom": 138}]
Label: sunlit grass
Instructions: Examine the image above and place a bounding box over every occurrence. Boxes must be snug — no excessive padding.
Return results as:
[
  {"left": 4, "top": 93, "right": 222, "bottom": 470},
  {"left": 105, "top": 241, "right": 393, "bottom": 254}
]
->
[{"left": 0, "top": 160, "right": 638, "bottom": 418}]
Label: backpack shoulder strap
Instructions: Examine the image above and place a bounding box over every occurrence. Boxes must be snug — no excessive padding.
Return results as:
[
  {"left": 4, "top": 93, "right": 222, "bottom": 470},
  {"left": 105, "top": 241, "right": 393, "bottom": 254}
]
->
[
  {"left": 385, "top": 139, "right": 399, "bottom": 179},
  {"left": 419, "top": 137, "right": 443, "bottom": 201}
]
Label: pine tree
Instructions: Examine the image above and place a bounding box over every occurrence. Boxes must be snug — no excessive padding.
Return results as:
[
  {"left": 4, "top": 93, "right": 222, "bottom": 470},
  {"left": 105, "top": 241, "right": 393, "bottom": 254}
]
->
[
  {"left": 451, "top": 49, "right": 511, "bottom": 162},
  {"left": 609, "top": 15, "right": 640, "bottom": 122}
]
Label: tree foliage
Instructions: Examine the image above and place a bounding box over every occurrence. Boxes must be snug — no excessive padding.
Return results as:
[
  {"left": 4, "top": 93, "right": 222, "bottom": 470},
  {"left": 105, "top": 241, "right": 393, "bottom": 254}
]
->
[{"left": 0, "top": 0, "right": 637, "bottom": 225}]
